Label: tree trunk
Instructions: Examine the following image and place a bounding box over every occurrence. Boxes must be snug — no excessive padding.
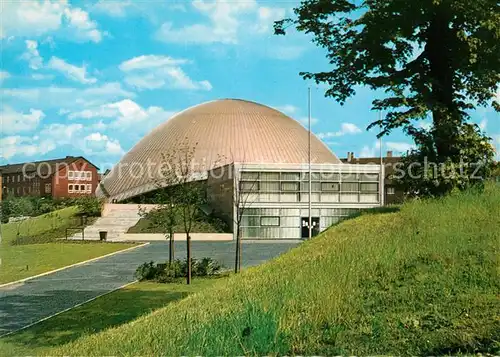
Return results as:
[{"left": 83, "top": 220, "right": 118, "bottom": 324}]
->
[
  {"left": 186, "top": 233, "right": 191, "bottom": 284},
  {"left": 426, "top": 6, "right": 460, "bottom": 160},
  {"left": 234, "top": 227, "right": 241, "bottom": 273},
  {"left": 168, "top": 229, "right": 174, "bottom": 265},
  {"left": 238, "top": 227, "right": 242, "bottom": 272}
]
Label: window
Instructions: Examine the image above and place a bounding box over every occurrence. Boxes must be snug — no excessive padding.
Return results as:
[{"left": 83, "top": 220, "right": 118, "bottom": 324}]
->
[
  {"left": 6, "top": 176, "right": 10, "bottom": 183},
  {"left": 68, "top": 184, "right": 74, "bottom": 193},
  {"left": 86, "top": 184, "right": 92, "bottom": 193},
  {"left": 68, "top": 171, "right": 74, "bottom": 179},
  {"left": 240, "top": 181, "right": 259, "bottom": 192},
  {"left": 80, "top": 184, "right": 86, "bottom": 191},
  {"left": 241, "top": 172, "right": 259, "bottom": 180},
  {"left": 86, "top": 171, "right": 92, "bottom": 180},
  {"left": 17, "top": 187, "right": 20, "bottom": 194},
  {"left": 45, "top": 183, "right": 52, "bottom": 193},
  {"left": 387, "top": 186, "right": 396, "bottom": 195},
  {"left": 321, "top": 182, "right": 340, "bottom": 192},
  {"left": 281, "top": 172, "right": 300, "bottom": 181},
  {"left": 360, "top": 183, "right": 378, "bottom": 192},
  {"left": 341, "top": 182, "right": 359, "bottom": 192},
  {"left": 18, "top": 175, "right": 21, "bottom": 182},
  {"left": 281, "top": 182, "right": 299, "bottom": 191},
  {"left": 260, "top": 216, "right": 280, "bottom": 226}
]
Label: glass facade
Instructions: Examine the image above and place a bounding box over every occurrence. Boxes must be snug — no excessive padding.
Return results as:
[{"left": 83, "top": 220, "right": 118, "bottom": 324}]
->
[{"left": 238, "top": 170, "right": 380, "bottom": 239}]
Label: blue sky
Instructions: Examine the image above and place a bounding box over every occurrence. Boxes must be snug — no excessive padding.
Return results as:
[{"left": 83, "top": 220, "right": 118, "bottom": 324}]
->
[{"left": 1, "top": 0, "right": 499, "bottom": 171}]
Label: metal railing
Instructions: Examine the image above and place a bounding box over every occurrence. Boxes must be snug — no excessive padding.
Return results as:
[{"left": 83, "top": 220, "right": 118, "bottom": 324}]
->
[{"left": 66, "top": 227, "right": 85, "bottom": 240}]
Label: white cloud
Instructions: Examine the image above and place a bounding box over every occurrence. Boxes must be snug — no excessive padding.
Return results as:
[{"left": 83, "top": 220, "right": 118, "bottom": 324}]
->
[
  {"left": 0, "top": 71, "right": 10, "bottom": 81},
  {"left": 317, "top": 123, "right": 362, "bottom": 139},
  {"left": 31, "top": 73, "right": 55, "bottom": 81},
  {"left": 21, "top": 40, "right": 43, "bottom": 69},
  {"left": 156, "top": 0, "right": 285, "bottom": 44},
  {"left": 4, "top": 82, "right": 135, "bottom": 110},
  {"left": 119, "top": 55, "right": 189, "bottom": 71},
  {"left": 298, "top": 117, "right": 319, "bottom": 127},
  {"left": 0, "top": 136, "right": 55, "bottom": 160},
  {"left": 38, "top": 123, "right": 84, "bottom": 151},
  {"left": 67, "top": 99, "right": 176, "bottom": 133},
  {"left": 359, "top": 141, "right": 381, "bottom": 158},
  {"left": 253, "top": 6, "right": 286, "bottom": 34},
  {"left": 120, "top": 55, "right": 212, "bottom": 91},
  {"left": 1, "top": 1, "right": 103, "bottom": 43},
  {"left": 47, "top": 56, "right": 97, "bottom": 84},
  {"left": 83, "top": 132, "right": 124, "bottom": 156},
  {"left": 274, "top": 104, "right": 299, "bottom": 116},
  {"left": 92, "top": 1, "right": 132, "bottom": 17},
  {"left": 479, "top": 118, "right": 487, "bottom": 131},
  {"left": 1, "top": 107, "right": 45, "bottom": 134},
  {"left": 385, "top": 141, "right": 415, "bottom": 153}
]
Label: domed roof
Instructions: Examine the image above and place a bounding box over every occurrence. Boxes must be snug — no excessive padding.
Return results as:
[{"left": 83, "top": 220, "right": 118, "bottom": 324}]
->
[{"left": 98, "top": 99, "right": 341, "bottom": 200}]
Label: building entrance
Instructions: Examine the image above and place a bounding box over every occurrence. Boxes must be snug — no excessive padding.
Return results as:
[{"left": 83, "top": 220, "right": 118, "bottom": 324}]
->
[{"left": 301, "top": 217, "right": 320, "bottom": 239}]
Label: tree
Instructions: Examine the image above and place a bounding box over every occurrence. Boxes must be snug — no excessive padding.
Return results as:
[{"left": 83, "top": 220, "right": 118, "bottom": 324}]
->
[
  {"left": 233, "top": 166, "right": 259, "bottom": 273},
  {"left": 160, "top": 141, "right": 208, "bottom": 285},
  {"left": 275, "top": 0, "right": 499, "bottom": 196},
  {"left": 138, "top": 195, "right": 178, "bottom": 265}
]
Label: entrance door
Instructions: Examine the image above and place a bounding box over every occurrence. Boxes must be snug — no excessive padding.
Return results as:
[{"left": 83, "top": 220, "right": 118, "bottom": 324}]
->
[{"left": 301, "top": 217, "right": 320, "bottom": 239}]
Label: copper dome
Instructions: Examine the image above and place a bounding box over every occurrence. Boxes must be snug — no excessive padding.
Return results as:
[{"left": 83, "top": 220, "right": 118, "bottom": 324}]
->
[{"left": 97, "top": 99, "right": 341, "bottom": 200}]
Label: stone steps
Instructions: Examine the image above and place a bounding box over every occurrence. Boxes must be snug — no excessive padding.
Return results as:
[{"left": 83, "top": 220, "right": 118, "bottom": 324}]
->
[{"left": 69, "top": 206, "right": 145, "bottom": 241}]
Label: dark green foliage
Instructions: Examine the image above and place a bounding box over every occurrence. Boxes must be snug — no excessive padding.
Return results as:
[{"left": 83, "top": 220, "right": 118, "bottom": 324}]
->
[
  {"left": 74, "top": 196, "right": 103, "bottom": 217},
  {"left": 134, "top": 262, "right": 159, "bottom": 281},
  {"left": 1, "top": 196, "right": 102, "bottom": 223},
  {"left": 275, "top": 0, "right": 499, "bottom": 196},
  {"left": 135, "top": 258, "right": 224, "bottom": 283},
  {"left": 393, "top": 122, "right": 495, "bottom": 197},
  {"left": 129, "top": 208, "right": 230, "bottom": 234}
]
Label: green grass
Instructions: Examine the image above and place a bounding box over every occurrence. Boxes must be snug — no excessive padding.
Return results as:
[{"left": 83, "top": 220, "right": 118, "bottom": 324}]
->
[
  {"left": 1, "top": 207, "right": 79, "bottom": 245},
  {"left": 0, "top": 280, "right": 219, "bottom": 355},
  {"left": 39, "top": 184, "right": 499, "bottom": 356},
  {"left": 0, "top": 207, "right": 135, "bottom": 284}
]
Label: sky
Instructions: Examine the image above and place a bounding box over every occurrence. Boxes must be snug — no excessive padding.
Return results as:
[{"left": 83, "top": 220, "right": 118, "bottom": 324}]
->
[{"left": 1, "top": 0, "right": 499, "bottom": 172}]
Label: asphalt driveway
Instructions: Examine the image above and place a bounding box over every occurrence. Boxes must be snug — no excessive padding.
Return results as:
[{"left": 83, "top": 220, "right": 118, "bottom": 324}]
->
[{"left": 0, "top": 240, "right": 300, "bottom": 336}]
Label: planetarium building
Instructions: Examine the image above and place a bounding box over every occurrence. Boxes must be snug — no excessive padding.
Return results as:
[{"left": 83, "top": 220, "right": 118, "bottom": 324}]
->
[{"left": 97, "top": 99, "right": 383, "bottom": 240}]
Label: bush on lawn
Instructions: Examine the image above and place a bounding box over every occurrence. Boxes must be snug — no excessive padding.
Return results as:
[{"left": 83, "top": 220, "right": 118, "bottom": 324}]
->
[
  {"left": 135, "top": 258, "right": 224, "bottom": 283},
  {"left": 1, "top": 196, "right": 103, "bottom": 223}
]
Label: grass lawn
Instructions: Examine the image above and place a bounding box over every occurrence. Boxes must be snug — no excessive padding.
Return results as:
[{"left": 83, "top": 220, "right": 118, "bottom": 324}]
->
[
  {"left": 42, "top": 184, "right": 499, "bottom": 356},
  {"left": 0, "top": 280, "right": 220, "bottom": 356},
  {"left": 0, "top": 207, "right": 135, "bottom": 284}
]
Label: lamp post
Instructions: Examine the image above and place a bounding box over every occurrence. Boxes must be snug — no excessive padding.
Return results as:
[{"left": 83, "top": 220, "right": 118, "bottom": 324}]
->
[
  {"left": 308, "top": 87, "right": 312, "bottom": 240},
  {"left": 379, "top": 111, "right": 384, "bottom": 206}
]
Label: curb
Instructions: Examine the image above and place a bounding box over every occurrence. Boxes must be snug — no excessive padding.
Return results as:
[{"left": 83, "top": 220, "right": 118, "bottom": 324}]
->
[{"left": 0, "top": 242, "right": 149, "bottom": 289}]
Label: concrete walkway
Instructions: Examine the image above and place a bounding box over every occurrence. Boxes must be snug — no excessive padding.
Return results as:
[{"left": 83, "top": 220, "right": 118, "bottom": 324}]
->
[{"left": 0, "top": 240, "right": 300, "bottom": 336}]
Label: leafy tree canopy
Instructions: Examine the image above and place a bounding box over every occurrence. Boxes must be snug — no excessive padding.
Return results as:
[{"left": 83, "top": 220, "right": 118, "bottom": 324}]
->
[{"left": 276, "top": 0, "right": 499, "bottom": 195}]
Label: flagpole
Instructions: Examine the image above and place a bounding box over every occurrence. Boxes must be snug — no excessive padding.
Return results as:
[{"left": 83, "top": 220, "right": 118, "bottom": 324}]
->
[
  {"left": 308, "top": 87, "right": 312, "bottom": 240},
  {"left": 379, "top": 110, "right": 384, "bottom": 206}
]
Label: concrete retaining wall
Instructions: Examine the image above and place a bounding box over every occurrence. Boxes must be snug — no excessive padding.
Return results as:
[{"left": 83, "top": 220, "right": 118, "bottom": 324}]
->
[{"left": 119, "top": 233, "right": 233, "bottom": 242}]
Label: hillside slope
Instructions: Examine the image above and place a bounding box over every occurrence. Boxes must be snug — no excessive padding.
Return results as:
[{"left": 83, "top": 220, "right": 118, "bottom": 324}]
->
[{"left": 53, "top": 185, "right": 499, "bottom": 355}]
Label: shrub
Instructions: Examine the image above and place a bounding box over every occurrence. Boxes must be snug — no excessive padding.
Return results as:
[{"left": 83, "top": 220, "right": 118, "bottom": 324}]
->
[
  {"left": 74, "top": 196, "right": 103, "bottom": 217},
  {"left": 134, "top": 261, "right": 159, "bottom": 281},
  {"left": 134, "top": 258, "right": 224, "bottom": 283}
]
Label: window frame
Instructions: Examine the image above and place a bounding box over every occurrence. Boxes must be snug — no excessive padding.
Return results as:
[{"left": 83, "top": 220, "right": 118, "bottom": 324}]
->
[{"left": 260, "top": 216, "right": 280, "bottom": 227}]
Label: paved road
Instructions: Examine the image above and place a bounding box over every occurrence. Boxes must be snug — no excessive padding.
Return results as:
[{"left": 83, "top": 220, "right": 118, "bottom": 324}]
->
[{"left": 0, "top": 240, "right": 300, "bottom": 336}]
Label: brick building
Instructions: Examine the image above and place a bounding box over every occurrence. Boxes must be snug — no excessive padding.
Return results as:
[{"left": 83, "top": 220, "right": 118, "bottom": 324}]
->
[
  {"left": 341, "top": 151, "right": 404, "bottom": 205},
  {"left": 0, "top": 156, "right": 99, "bottom": 199}
]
